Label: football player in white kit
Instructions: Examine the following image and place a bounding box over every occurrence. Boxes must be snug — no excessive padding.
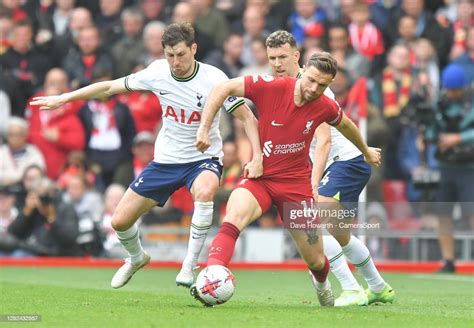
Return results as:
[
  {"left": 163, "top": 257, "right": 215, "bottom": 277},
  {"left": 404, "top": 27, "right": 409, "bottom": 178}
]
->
[
  {"left": 30, "top": 23, "right": 263, "bottom": 289},
  {"left": 265, "top": 31, "right": 394, "bottom": 306}
]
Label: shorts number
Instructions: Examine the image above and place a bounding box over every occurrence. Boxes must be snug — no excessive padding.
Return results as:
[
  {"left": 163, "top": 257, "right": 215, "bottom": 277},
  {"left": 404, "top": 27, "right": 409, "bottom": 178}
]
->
[
  {"left": 199, "top": 162, "right": 219, "bottom": 173},
  {"left": 320, "top": 171, "right": 331, "bottom": 186}
]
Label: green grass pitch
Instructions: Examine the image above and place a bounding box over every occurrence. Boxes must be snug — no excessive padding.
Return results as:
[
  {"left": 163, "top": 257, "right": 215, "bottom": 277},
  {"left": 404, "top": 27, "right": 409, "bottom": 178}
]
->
[{"left": 1, "top": 267, "right": 472, "bottom": 327}]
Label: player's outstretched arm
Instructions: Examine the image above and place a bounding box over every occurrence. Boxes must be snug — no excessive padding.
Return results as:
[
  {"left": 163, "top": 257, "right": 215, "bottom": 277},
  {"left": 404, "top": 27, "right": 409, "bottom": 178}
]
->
[
  {"left": 29, "top": 78, "right": 128, "bottom": 111},
  {"left": 232, "top": 104, "right": 263, "bottom": 179},
  {"left": 311, "top": 123, "right": 332, "bottom": 200},
  {"left": 335, "top": 113, "right": 381, "bottom": 167},
  {"left": 196, "top": 77, "right": 246, "bottom": 152}
]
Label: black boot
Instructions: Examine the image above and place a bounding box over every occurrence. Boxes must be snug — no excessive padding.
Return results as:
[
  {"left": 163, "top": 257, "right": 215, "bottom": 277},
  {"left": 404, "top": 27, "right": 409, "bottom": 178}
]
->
[{"left": 437, "top": 260, "right": 456, "bottom": 273}]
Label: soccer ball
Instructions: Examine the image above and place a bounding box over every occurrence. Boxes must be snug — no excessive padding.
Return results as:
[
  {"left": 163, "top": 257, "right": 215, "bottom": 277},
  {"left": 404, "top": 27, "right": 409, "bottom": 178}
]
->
[{"left": 195, "top": 265, "right": 236, "bottom": 306}]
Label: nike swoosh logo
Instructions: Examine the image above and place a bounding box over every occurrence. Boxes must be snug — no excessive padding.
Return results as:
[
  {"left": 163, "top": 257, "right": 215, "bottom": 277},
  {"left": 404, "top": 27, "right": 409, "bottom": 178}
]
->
[
  {"left": 271, "top": 120, "right": 284, "bottom": 126},
  {"left": 191, "top": 233, "right": 207, "bottom": 239},
  {"left": 159, "top": 91, "right": 170, "bottom": 95}
]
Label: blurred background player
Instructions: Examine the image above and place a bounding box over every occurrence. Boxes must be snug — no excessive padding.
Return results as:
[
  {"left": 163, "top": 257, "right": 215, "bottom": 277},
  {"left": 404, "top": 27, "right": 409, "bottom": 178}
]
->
[
  {"left": 30, "top": 22, "right": 262, "bottom": 289},
  {"left": 194, "top": 52, "right": 382, "bottom": 307},
  {"left": 434, "top": 64, "right": 474, "bottom": 273}
]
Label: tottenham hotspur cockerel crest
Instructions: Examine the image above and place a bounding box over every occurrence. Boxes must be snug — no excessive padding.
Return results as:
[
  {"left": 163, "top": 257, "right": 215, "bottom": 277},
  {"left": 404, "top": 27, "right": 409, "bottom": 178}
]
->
[{"left": 196, "top": 93, "right": 203, "bottom": 107}]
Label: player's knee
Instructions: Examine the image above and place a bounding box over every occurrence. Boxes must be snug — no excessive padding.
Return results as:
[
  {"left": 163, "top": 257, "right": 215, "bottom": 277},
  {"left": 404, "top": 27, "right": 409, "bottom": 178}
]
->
[
  {"left": 334, "top": 233, "right": 350, "bottom": 247},
  {"left": 223, "top": 208, "right": 251, "bottom": 231},
  {"left": 111, "top": 213, "right": 133, "bottom": 232},
  {"left": 193, "top": 186, "right": 216, "bottom": 202}
]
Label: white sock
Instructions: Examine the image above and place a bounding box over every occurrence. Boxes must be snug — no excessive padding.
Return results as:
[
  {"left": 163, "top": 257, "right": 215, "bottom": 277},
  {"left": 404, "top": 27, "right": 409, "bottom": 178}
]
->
[
  {"left": 115, "top": 223, "right": 144, "bottom": 264},
  {"left": 316, "top": 279, "right": 329, "bottom": 290},
  {"left": 342, "top": 235, "right": 385, "bottom": 292},
  {"left": 182, "top": 201, "right": 213, "bottom": 270},
  {"left": 309, "top": 270, "right": 330, "bottom": 290},
  {"left": 323, "top": 235, "right": 361, "bottom": 291}
]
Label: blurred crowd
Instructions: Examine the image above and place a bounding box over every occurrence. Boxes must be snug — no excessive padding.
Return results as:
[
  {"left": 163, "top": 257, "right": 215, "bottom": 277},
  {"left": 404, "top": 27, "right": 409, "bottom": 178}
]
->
[{"left": 0, "top": 0, "right": 473, "bottom": 264}]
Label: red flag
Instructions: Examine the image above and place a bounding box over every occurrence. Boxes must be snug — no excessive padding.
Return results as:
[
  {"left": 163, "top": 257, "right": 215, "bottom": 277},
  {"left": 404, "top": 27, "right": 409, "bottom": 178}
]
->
[{"left": 345, "top": 77, "right": 368, "bottom": 126}]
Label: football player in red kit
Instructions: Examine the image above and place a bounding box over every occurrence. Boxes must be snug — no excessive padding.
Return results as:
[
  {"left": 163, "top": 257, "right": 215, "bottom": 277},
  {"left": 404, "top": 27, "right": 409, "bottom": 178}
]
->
[{"left": 194, "top": 52, "right": 381, "bottom": 307}]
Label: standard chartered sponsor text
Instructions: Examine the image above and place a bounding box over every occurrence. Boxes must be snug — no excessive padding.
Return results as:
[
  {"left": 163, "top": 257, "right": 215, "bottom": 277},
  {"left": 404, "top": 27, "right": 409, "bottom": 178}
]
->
[{"left": 274, "top": 141, "right": 305, "bottom": 154}]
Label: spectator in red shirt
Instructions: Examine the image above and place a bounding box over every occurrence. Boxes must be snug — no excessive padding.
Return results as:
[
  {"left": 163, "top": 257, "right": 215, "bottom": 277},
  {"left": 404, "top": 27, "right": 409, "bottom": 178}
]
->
[
  {"left": 57, "top": 150, "right": 96, "bottom": 190},
  {"left": 26, "top": 68, "right": 85, "bottom": 180},
  {"left": 0, "top": 0, "right": 28, "bottom": 22},
  {"left": 448, "top": 0, "right": 473, "bottom": 61},
  {"left": 348, "top": 1, "right": 384, "bottom": 61},
  {"left": 117, "top": 77, "right": 162, "bottom": 134}
]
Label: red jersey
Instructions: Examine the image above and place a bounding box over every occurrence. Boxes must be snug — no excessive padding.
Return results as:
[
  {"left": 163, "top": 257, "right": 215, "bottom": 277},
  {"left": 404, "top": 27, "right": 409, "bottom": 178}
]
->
[{"left": 244, "top": 75, "right": 342, "bottom": 180}]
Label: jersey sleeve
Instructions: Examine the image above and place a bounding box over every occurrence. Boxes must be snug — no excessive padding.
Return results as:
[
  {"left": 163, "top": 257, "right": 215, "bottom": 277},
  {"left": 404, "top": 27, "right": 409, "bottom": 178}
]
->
[
  {"left": 244, "top": 74, "right": 277, "bottom": 101},
  {"left": 223, "top": 96, "right": 245, "bottom": 114},
  {"left": 325, "top": 98, "right": 344, "bottom": 127},
  {"left": 208, "top": 65, "right": 245, "bottom": 114},
  {"left": 244, "top": 75, "right": 287, "bottom": 117},
  {"left": 123, "top": 60, "right": 162, "bottom": 92},
  {"left": 209, "top": 66, "right": 246, "bottom": 114}
]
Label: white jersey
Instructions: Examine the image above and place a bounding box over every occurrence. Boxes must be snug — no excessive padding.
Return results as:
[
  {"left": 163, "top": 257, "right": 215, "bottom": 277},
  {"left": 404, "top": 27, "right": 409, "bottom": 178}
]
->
[
  {"left": 124, "top": 60, "right": 244, "bottom": 164},
  {"left": 309, "top": 88, "right": 361, "bottom": 170}
]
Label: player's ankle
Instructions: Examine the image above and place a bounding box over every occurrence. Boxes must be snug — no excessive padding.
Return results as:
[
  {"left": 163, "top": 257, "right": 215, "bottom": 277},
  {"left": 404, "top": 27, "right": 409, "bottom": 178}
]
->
[
  {"left": 316, "top": 279, "right": 329, "bottom": 290},
  {"left": 131, "top": 250, "right": 144, "bottom": 264},
  {"left": 181, "top": 259, "right": 196, "bottom": 270}
]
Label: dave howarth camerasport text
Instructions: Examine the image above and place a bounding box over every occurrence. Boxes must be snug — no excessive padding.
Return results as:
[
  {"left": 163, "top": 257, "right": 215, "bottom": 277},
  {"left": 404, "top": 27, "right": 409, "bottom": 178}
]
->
[{"left": 288, "top": 221, "right": 380, "bottom": 230}]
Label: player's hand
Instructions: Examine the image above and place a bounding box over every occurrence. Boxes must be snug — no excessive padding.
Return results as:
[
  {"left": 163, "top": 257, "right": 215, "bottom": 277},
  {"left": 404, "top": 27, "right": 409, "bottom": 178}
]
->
[
  {"left": 364, "top": 147, "right": 382, "bottom": 167},
  {"left": 438, "top": 133, "right": 461, "bottom": 152},
  {"left": 29, "top": 94, "right": 69, "bottom": 111},
  {"left": 243, "top": 155, "right": 263, "bottom": 179},
  {"left": 195, "top": 126, "right": 211, "bottom": 152}
]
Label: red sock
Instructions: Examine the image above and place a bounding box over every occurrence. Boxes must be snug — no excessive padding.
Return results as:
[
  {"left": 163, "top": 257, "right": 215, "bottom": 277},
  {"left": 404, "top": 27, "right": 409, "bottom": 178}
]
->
[
  {"left": 207, "top": 222, "right": 240, "bottom": 266},
  {"left": 310, "top": 256, "right": 330, "bottom": 283}
]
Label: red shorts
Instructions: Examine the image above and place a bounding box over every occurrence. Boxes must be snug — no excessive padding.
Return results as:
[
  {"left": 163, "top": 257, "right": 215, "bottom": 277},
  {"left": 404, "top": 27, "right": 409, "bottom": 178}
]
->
[{"left": 235, "top": 177, "right": 313, "bottom": 220}]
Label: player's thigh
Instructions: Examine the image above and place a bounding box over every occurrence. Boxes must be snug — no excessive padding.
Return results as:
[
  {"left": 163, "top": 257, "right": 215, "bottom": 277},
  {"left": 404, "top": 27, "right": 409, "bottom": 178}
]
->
[
  {"left": 111, "top": 187, "right": 158, "bottom": 231},
  {"left": 289, "top": 228, "right": 325, "bottom": 270},
  {"left": 190, "top": 170, "right": 220, "bottom": 202},
  {"left": 317, "top": 195, "right": 342, "bottom": 222},
  {"left": 318, "top": 195, "right": 351, "bottom": 245},
  {"left": 224, "top": 188, "right": 263, "bottom": 230}
]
